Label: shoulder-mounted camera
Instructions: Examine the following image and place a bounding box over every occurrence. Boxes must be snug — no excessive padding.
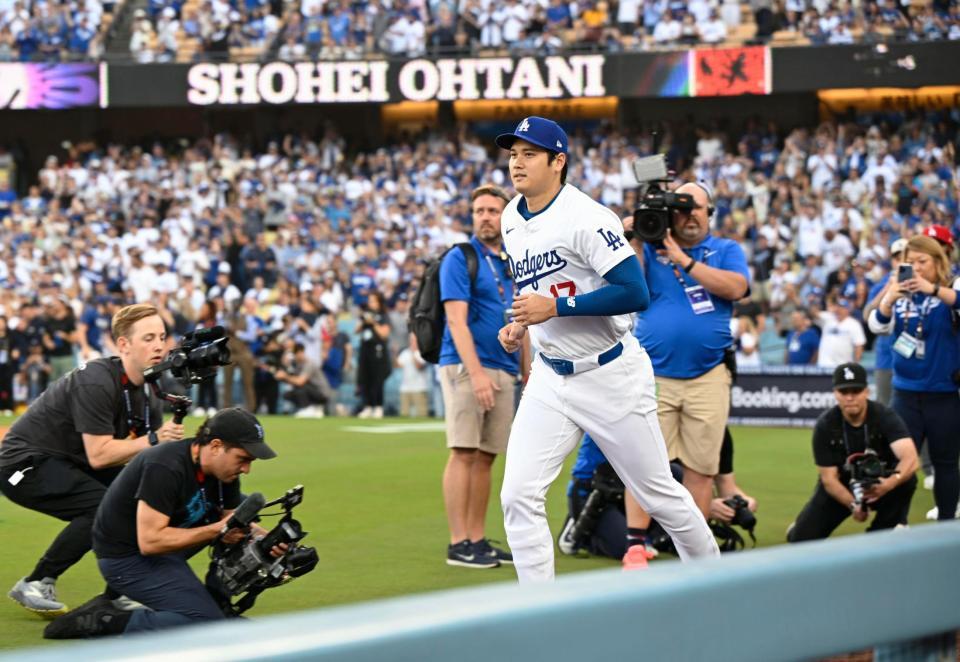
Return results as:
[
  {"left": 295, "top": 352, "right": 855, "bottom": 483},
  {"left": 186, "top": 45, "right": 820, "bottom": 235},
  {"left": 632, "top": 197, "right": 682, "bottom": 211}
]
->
[{"left": 625, "top": 154, "right": 696, "bottom": 244}]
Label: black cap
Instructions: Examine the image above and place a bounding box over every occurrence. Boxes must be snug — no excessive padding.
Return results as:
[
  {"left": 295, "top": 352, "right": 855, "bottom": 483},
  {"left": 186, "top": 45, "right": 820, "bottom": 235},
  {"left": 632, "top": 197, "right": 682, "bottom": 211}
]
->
[
  {"left": 832, "top": 363, "right": 868, "bottom": 390},
  {"left": 207, "top": 407, "right": 276, "bottom": 459}
]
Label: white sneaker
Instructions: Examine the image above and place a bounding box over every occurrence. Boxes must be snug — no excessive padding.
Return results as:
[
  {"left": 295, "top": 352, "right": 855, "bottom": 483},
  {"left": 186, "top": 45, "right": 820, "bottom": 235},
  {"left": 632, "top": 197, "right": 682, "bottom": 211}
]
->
[
  {"left": 557, "top": 517, "right": 578, "bottom": 555},
  {"left": 191, "top": 406, "right": 206, "bottom": 418},
  {"left": 8, "top": 577, "right": 67, "bottom": 618},
  {"left": 294, "top": 406, "right": 315, "bottom": 418},
  {"left": 357, "top": 407, "right": 372, "bottom": 419},
  {"left": 312, "top": 407, "right": 325, "bottom": 419},
  {"left": 923, "top": 474, "right": 935, "bottom": 490},
  {"left": 927, "top": 506, "right": 939, "bottom": 520},
  {"left": 207, "top": 407, "right": 217, "bottom": 417},
  {"left": 372, "top": 406, "right": 384, "bottom": 419}
]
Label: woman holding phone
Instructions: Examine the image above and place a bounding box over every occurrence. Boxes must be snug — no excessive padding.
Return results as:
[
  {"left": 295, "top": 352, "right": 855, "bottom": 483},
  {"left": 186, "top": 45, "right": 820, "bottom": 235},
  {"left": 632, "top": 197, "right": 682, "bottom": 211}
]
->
[{"left": 868, "top": 235, "right": 960, "bottom": 520}]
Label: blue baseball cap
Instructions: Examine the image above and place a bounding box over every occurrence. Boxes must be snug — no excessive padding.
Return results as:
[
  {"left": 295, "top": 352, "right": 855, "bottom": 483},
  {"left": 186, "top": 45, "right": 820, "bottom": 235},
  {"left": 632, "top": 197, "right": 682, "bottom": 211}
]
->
[{"left": 496, "top": 116, "right": 568, "bottom": 155}]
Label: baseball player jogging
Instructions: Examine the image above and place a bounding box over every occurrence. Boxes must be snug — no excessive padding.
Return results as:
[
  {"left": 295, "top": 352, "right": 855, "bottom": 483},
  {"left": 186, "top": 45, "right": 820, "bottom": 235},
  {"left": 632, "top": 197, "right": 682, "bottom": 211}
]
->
[{"left": 495, "top": 116, "right": 719, "bottom": 582}]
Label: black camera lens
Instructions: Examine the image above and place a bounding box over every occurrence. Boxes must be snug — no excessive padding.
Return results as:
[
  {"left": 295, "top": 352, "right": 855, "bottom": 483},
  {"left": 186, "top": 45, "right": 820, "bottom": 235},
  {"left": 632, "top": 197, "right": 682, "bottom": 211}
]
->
[{"left": 632, "top": 208, "right": 670, "bottom": 243}]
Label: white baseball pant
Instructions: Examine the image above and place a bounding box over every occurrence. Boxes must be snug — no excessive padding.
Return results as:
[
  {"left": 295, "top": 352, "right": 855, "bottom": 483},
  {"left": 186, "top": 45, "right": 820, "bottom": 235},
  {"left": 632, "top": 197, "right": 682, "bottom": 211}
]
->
[{"left": 501, "top": 336, "right": 719, "bottom": 582}]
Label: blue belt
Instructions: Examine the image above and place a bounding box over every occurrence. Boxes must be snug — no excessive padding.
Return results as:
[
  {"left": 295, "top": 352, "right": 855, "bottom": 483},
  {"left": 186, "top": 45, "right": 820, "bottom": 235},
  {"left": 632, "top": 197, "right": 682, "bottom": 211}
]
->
[{"left": 539, "top": 341, "right": 624, "bottom": 376}]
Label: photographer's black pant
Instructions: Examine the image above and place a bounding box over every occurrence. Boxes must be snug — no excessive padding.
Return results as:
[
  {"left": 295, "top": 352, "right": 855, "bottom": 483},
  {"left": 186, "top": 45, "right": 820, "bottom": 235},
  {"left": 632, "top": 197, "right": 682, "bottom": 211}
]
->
[
  {"left": 98, "top": 552, "right": 224, "bottom": 633},
  {"left": 892, "top": 389, "right": 960, "bottom": 520},
  {"left": 787, "top": 476, "right": 917, "bottom": 543},
  {"left": 0, "top": 455, "right": 120, "bottom": 581},
  {"left": 567, "top": 492, "right": 628, "bottom": 560},
  {"left": 196, "top": 375, "right": 218, "bottom": 410},
  {"left": 283, "top": 383, "right": 327, "bottom": 410}
]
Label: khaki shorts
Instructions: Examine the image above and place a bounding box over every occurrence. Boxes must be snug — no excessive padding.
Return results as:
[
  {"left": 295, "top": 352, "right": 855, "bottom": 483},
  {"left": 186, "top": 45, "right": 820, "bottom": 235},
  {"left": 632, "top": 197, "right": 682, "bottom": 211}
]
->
[
  {"left": 656, "top": 362, "right": 731, "bottom": 476},
  {"left": 439, "top": 364, "right": 515, "bottom": 455}
]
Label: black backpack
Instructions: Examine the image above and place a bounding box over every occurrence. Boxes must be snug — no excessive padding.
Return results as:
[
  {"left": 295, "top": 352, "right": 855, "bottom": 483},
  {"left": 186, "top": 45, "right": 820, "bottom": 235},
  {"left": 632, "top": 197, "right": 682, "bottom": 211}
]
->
[{"left": 409, "top": 243, "right": 478, "bottom": 364}]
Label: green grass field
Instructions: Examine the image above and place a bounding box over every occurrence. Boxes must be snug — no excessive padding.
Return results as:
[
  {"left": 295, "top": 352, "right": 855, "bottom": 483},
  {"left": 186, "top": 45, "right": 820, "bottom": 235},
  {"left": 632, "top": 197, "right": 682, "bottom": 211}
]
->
[{"left": 0, "top": 416, "right": 936, "bottom": 652}]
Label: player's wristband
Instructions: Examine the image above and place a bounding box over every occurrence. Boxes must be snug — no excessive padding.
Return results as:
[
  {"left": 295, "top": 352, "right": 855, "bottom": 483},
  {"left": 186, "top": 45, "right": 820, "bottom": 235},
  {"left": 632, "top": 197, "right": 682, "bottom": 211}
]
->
[
  {"left": 684, "top": 258, "right": 697, "bottom": 273},
  {"left": 148, "top": 431, "right": 159, "bottom": 446}
]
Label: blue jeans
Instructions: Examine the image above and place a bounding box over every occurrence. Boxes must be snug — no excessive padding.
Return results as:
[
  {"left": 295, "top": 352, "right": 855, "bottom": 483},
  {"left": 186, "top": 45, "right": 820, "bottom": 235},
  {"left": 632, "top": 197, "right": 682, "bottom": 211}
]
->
[
  {"left": 891, "top": 389, "right": 960, "bottom": 520},
  {"left": 98, "top": 553, "right": 225, "bottom": 633}
]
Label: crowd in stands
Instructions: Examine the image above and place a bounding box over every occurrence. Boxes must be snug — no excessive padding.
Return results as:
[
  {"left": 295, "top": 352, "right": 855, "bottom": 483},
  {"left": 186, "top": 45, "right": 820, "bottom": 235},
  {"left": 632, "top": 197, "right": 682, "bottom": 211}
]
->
[
  {"left": 1, "top": 0, "right": 959, "bottom": 62},
  {"left": 0, "top": 106, "right": 957, "bottom": 416},
  {"left": 0, "top": 0, "right": 116, "bottom": 61}
]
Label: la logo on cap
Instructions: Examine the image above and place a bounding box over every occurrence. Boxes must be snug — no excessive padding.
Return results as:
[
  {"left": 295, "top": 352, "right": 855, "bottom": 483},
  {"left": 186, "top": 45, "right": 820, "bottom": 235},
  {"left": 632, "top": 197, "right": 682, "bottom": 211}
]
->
[
  {"left": 844, "top": 367, "right": 854, "bottom": 380},
  {"left": 518, "top": 118, "right": 531, "bottom": 132},
  {"left": 556, "top": 140, "right": 562, "bottom": 148}
]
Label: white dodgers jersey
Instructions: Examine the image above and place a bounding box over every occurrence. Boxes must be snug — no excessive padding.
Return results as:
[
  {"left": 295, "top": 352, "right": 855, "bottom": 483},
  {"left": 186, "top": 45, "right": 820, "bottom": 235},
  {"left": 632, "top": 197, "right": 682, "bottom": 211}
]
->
[{"left": 501, "top": 184, "right": 634, "bottom": 360}]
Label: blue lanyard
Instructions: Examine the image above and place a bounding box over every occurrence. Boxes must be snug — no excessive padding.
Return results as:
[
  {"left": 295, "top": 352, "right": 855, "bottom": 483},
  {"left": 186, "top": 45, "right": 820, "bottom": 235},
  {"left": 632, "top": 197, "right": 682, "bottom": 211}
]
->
[{"left": 483, "top": 253, "right": 511, "bottom": 308}]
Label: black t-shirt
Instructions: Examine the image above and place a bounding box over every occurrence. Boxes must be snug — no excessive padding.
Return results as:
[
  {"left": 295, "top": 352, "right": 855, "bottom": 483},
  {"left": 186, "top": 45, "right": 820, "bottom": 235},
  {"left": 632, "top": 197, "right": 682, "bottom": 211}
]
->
[
  {"left": 46, "top": 314, "right": 77, "bottom": 358},
  {"left": 812, "top": 401, "right": 910, "bottom": 483},
  {"left": 92, "top": 439, "right": 242, "bottom": 558},
  {"left": 0, "top": 357, "right": 163, "bottom": 468}
]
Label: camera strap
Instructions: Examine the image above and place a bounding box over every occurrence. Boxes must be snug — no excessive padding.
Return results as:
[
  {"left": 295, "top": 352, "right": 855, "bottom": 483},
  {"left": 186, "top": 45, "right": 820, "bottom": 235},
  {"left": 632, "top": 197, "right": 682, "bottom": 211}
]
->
[
  {"left": 192, "top": 443, "right": 225, "bottom": 518},
  {"left": 841, "top": 420, "right": 869, "bottom": 456},
  {"left": 120, "top": 371, "right": 151, "bottom": 438}
]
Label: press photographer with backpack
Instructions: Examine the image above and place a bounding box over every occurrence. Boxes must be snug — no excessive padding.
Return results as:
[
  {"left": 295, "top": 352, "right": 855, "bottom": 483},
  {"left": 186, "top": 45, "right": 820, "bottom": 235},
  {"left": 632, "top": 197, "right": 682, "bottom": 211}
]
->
[{"left": 411, "top": 184, "right": 529, "bottom": 568}]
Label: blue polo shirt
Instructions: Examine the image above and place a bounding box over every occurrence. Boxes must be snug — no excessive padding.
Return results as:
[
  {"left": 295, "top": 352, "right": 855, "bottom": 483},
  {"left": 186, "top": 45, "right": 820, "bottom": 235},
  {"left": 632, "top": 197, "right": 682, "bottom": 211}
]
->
[
  {"left": 868, "top": 277, "right": 894, "bottom": 370},
  {"left": 634, "top": 234, "right": 750, "bottom": 378},
  {"left": 786, "top": 327, "right": 820, "bottom": 365},
  {"left": 438, "top": 237, "right": 519, "bottom": 375}
]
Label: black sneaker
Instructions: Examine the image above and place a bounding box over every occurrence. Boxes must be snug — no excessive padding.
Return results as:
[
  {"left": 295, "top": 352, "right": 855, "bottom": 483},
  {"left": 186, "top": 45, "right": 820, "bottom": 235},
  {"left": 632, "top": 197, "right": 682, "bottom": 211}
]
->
[
  {"left": 472, "top": 538, "right": 513, "bottom": 565},
  {"left": 446, "top": 540, "right": 499, "bottom": 569},
  {"left": 43, "top": 594, "right": 132, "bottom": 639}
]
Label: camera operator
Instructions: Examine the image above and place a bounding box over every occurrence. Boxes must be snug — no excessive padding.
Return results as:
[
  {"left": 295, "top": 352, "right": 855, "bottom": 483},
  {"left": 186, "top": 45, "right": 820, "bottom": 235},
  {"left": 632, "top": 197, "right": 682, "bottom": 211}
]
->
[
  {"left": 44, "top": 408, "right": 280, "bottom": 638},
  {"left": 868, "top": 235, "right": 960, "bottom": 521},
  {"left": 275, "top": 342, "right": 332, "bottom": 418},
  {"left": 559, "top": 428, "right": 757, "bottom": 562},
  {"left": 0, "top": 303, "right": 184, "bottom": 617},
  {"left": 787, "top": 363, "right": 918, "bottom": 542},
  {"left": 629, "top": 181, "right": 750, "bottom": 518}
]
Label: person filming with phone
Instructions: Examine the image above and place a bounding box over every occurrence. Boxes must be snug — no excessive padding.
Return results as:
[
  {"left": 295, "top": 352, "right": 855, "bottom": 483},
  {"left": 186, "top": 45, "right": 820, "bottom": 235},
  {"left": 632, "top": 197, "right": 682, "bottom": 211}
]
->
[{"left": 868, "top": 235, "right": 960, "bottom": 521}]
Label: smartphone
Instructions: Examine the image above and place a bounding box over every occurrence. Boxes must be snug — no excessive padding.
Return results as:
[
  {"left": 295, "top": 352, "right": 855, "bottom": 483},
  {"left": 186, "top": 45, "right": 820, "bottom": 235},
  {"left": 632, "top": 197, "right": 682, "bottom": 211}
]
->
[{"left": 897, "top": 264, "right": 914, "bottom": 283}]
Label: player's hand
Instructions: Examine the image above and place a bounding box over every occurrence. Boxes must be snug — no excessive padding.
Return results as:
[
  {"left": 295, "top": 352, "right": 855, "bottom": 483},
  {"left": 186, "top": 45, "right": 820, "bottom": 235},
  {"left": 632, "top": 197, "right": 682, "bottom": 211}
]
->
[
  {"left": 157, "top": 420, "right": 185, "bottom": 442},
  {"left": 851, "top": 505, "right": 869, "bottom": 522},
  {"left": 511, "top": 294, "right": 557, "bottom": 326},
  {"left": 498, "top": 322, "right": 526, "bottom": 353},
  {"left": 656, "top": 229, "right": 690, "bottom": 268},
  {"left": 470, "top": 369, "right": 500, "bottom": 412}
]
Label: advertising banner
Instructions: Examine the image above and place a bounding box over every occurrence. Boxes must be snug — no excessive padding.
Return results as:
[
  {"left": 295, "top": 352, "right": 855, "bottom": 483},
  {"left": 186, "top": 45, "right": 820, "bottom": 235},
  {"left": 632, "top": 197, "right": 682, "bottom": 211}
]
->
[
  {"left": 101, "top": 40, "right": 959, "bottom": 108},
  {"left": 728, "top": 367, "right": 861, "bottom": 428},
  {"left": 0, "top": 63, "right": 102, "bottom": 109}
]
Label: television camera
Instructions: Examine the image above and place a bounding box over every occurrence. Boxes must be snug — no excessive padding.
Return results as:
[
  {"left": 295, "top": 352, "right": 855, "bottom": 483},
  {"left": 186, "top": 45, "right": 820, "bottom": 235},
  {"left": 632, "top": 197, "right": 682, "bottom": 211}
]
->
[
  {"left": 142, "top": 326, "right": 232, "bottom": 423},
  {"left": 206, "top": 485, "right": 319, "bottom": 616}
]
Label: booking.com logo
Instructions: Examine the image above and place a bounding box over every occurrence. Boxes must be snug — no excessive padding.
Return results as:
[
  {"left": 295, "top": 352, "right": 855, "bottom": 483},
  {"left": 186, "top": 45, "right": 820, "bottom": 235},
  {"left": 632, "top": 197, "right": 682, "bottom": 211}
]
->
[{"left": 731, "top": 387, "right": 836, "bottom": 414}]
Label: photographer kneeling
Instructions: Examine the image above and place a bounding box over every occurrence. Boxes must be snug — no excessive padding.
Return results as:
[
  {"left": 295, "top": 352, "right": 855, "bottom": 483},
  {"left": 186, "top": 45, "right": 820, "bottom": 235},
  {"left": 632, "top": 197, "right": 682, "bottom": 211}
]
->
[
  {"left": 787, "top": 363, "right": 918, "bottom": 543},
  {"left": 45, "top": 408, "right": 279, "bottom": 638}
]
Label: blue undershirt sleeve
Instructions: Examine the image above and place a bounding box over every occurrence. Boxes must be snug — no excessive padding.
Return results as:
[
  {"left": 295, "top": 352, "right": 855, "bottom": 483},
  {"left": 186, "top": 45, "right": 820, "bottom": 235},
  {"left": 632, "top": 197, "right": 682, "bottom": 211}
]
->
[{"left": 555, "top": 256, "right": 649, "bottom": 317}]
